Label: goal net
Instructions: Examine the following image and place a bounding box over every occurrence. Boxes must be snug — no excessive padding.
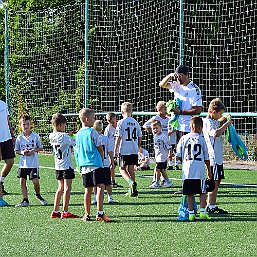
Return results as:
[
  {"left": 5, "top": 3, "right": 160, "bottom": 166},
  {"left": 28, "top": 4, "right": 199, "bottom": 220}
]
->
[{"left": 7, "top": 0, "right": 257, "bottom": 159}]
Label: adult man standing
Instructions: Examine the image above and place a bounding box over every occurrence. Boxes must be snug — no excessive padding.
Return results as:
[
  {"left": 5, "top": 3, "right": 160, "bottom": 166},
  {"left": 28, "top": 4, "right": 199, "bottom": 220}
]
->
[
  {"left": 159, "top": 65, "right": 203, "bottom": 140},
  {"left": 0, "top": 99, "right": 15, "bottom": 206}
]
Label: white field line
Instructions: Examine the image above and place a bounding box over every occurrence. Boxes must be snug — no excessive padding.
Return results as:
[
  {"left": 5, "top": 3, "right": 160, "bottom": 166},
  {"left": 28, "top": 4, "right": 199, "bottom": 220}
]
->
[{"left": 1, "top": 163, "right": 256, "bottom": 188}]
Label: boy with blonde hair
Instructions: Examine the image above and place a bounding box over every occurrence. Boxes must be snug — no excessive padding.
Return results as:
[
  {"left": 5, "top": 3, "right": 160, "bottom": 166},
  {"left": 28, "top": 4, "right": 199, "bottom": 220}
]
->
[
  {"left": 76, "top": 108, "right": 111, "bottom": 222},
  {"left": 114, "top": 102, "right": 142, "bottom": 196},
  {"left": 15, "top": 114, "right": 47, "bottom": 207},
  {"left": 176, "top": 117, "right": 212, "bottom": 221},
  {"left": 49, "top": 113, "right": 79, "bottom": 218},
  {"left": 149, "top": 120, "right": 173, "bottom": 188},
  {"left": 104, "top": 112, "right": 122, "bottom": 187},
  {"left": 203, "top": 98, "right": 232, "bottom": 214},
  {"left": 93, "top": 120, "right": 115, "bottom": 204}
]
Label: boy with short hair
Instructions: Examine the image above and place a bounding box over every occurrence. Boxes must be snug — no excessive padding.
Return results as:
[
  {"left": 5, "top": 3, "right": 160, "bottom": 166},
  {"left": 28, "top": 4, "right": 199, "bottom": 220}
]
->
[
  {"left": 49, "top": 113, "right": 79, "bottom": 218},
  {"left": 104, "top": 112, "right": 122, "bottom": 187},
  {"left": 176, "top": 117, "right": 212, "bottom": 221},
  {"left": 203, "top": 98, "right": 232, "bottom": 214},
  {"left": 15, "top": 114, "right": 47, "bottom": 207},
  {"left": 93, "top": 120, "right": 115, "bottom": 204},
  {"left": 76, "top": 108, "right": 111, "bottom": 222},
  {"left": 149, "top": 120, "right": 173, "bottom": 188},
  {"left": 114, "top": 102, "right": 142, "bottom": 196}
]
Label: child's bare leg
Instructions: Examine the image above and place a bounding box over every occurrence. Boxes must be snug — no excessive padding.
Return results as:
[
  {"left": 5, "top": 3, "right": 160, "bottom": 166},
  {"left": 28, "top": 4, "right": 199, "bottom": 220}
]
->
[
  {"left": 208, "top": 180, "right": 221, "bottom": 205},
  {"left": 20, "top": 178, "right": 28, "bottom": 199},
  {"left": 187, "top": 194, "right": 194, "bottom": 211},
  {"left": 120, "top": 167, "right": 131, "bottom": 182},
  {"left": 1, "top": 158, "right": 14, "bottom": 177},
  {"left": 160, "top": 169, "right": 169, "bottom": 180},
  {"left": 156, "top": 169, "right": 161, "bottom": 181},
  {"left": 32, "top": 178, "right": 40, "bottom": 195},
  {"left": 200, "top": 193, "right": 207, "bottom": 209},
  {"left": 127, "top": 165, "right": 135, "bottom": 182},
  {"left": 96, "top": 183, "right": 105, "bottom": 212},
  {"left": 53, "top": 180, "right": 64, "bottom": 211},
  {"left": 106, "top": 184, "right": 112, "bottom": 196},
  {"left": 63, "top": 179, "right": 72, "bottom": 212},
  {"left": 84, "top": 187, "right": 93, "bottom": 215}
]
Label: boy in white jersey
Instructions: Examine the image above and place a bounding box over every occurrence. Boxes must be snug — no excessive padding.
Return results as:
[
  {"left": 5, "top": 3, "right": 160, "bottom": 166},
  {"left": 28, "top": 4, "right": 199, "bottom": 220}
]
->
[
  {"left": 136, "top": 147, "right": 150, "bottom": 170},
  {"left": 49, "top": 113, "right": 79, "bottom": 219},
  {"left": 15, "top": 114, "right": 47, "bottom": 207},
  {"left": 77, "top": 108, "right": 111, "bottom": 222},
  {"left": 176, "top": 117, "right": 212, "bottom": 221},
  {"left": 114, "top": 102, "right": 142, "bottom": 197},
  {"left": 143, "top": 101, "right": 178, "bottom": 170},
  {"left": 104, "top": 112, "right": 122, "bottom": 188},
  {"left": 203, "top": 98, "right": 231, "bottom": 215},
  {"left": 93, "top": 120, "right": 115, "bottom": 204},
  {"left": 149, "top": 120, "right": 173, "bottom": 188}
]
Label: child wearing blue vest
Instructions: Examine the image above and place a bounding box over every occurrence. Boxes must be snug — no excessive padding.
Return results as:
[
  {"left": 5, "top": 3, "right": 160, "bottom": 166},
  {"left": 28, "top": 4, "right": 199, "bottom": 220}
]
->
[{"left": 76, "top": 108, "right": 111, "bottom": 222}]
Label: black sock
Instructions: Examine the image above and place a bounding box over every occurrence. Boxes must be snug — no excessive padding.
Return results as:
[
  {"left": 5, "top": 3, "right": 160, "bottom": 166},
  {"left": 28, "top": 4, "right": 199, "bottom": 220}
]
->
[{"left": 36, "top": 194, "right": 43, "bottom": 200}]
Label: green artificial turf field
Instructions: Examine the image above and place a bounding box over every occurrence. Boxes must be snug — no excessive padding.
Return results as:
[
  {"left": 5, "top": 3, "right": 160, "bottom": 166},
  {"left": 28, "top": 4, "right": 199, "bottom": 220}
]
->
[{"left": 0, "top": 154, "right": 256, "bottom": 257}]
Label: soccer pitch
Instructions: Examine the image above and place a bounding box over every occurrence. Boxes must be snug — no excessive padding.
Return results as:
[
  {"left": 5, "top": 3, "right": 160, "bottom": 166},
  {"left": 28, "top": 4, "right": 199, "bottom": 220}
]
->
[{"left": 0, "top": 155, "right": 257, "bottom": 257}]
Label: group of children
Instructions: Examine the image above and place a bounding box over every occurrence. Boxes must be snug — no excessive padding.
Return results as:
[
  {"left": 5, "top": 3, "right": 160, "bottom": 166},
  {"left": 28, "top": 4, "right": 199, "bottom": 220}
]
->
[{"left": 0, "top": 97, "right": 231, "bottom": 222}]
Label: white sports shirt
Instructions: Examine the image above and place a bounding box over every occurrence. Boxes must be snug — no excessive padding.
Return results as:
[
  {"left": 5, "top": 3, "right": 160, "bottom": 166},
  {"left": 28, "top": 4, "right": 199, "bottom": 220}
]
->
[
  {"left": 116, "top": 116, "right": 142, "bottom": 155},
  {"left": 168, "top": 81, "right": 202, "bottom": 132},
  {"left": 49, "top": 132, "right": 76, "bottom": 170},
  {"left": 15, "top": 132, "right": 43, "bottom": 168},
  {"left": 143, "top": 115, "right": 169, "bottom": 137},
  {"left": 202, "top": 117, "right": 224, "bottom": 166},
  {"left": 139, "top": 148, "right": 150, "bottom": 166},
  {"left": 100, "top": 134, "right": 113, "bottom": 168},
  {"left": 0, "top": 100, "right": 11, "bottom": 143},
  {"left": 176, "top": 132, "right": 209, "bottom": 180},
  {"left": 153, "top": 132, "right": 172, "bottom": 163},
  {"left": 104, "top": 124, "right": 116, "bottom": 152}
]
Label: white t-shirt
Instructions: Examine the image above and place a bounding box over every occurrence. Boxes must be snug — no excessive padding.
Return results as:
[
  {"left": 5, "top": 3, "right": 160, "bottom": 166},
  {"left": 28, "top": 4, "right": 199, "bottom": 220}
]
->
[
  {"left": 104, "top": 124, "right": 116, "bottom": 152},
  {"left": 153, "top": 132, "right": 172, "bottom": 163},
  {"left": 49, "top": 132, "right": 76, "bottom": 170},
  {"left": 168, "top": 81, "right": 202, "bottom": 132},
  {"left": 116, "top": 116, "right": 142, "bottom": 155},
  {"left": 203, "top": 117, "right": 224, "bottom": 166},
  {"left": 143, "top": 115, "right": 169, "bottom": 137},
  {"left": 138, "top": 148, "right": 150, "bottom": 166},
  {"left": 15, "top": 132, "right": 43, "bottom": 168},
  {"left": 0, "top": 100, "right": 11, "bottom": 142},
  {"left": 100, "top": 134, "right": 113, "bottom": 168},
  {"left": 176, "top": 132, "right": 209, "bottom": 180}
]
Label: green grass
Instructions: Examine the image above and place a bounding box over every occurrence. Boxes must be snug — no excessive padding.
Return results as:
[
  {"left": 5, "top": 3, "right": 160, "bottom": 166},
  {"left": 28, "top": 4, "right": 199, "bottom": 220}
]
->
[{"left": 1, "top": 155, "right": 257, "bottom": 257}]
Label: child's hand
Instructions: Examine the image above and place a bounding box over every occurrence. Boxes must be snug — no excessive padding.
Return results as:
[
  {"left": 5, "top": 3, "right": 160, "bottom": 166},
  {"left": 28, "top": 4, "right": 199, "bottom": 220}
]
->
[
  {"left": 172, "top": 107, "right": 180, "bottom": 114},
  {"left": 27, "top": 149, "right": 35, "bottom": 156},
  {"left": 68, "top": 131, "right": 74, "bottom": 137}
]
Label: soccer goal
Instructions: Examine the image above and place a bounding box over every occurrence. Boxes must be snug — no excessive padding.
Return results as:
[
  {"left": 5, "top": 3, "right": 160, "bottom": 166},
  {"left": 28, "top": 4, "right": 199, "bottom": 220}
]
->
[{"left": 5, "top": 0, "right": 257, "bottom": 158}]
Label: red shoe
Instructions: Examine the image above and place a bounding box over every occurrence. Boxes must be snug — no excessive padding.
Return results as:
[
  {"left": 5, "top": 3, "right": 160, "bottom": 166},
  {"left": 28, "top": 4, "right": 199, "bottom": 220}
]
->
[
  {"left": 61, "top": 211, "right": 80, "bottom": 219},
  {"left": 96, "top": 213, "right": 112, "bottom": 222},
  {"left": 51, "top": 211, "right": 61, "bottom": 218}
]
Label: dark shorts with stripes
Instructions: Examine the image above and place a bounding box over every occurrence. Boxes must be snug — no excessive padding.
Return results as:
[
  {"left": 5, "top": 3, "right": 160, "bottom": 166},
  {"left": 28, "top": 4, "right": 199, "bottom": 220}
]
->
[
  {"left": 82, "top": 168, "right": 106, "bottom": 188},
  {"left": 212, "top": 164, "right": 225, "bottom": 180},
  {"left": 182, "top": 179, "right": 206, "bottom": 195}
]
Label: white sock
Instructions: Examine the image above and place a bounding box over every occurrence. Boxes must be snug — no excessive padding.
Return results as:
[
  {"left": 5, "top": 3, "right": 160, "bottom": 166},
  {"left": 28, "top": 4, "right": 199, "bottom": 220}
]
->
[
  {"left": 208, "top": 204, "right": 216, "bottom": 209},
  {"left": 175, "top": 161, "right": 179, "bottom": 165},
  {"left": 0, "top": 177, "right": 5, "bottom": 182},
  {"left": 200, "top": 208, "right": 206, "bottom": 213},
  {"left": 189, "top": 210, "right": 194, "bottom": 215},
  {"left": 97, "top": 211, "right": 104, "bottom": 216},
  {"left": 108, "top": 195, "right": 113, "bottom": 200},
  {"left": 168, "top": 161, "right": 173, "bottom": 166}
]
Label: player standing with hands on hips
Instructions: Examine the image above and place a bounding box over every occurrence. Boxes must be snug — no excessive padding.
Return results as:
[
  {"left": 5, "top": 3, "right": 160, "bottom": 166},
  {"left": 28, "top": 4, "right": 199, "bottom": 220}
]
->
[{"left": 159, "top": 65, "right": 203, "bottom": 141}]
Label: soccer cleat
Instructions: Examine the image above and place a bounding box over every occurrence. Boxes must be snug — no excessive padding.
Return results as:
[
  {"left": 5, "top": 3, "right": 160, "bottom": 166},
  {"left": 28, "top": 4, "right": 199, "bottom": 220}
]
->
[
  {"left": 16, "top": 201, "right": 29, "bottom": 207},
  {"left": 96, "top": 213, "right": 112, "bottom": 222},
  {"left": 51, "top": 211, "right": 61, "bottom": 218},
  {"left": 207, "top": 206, "right": 228, "bottom": 214},
  {"left": 108, "top": 198, "right": 117, "bottom": 204},
  {"left": 81, "top": 214, "right": 91, "bottom": 221},
  {"left": 131, "top": 182, "right": 138, "bottom": 196},
  {"left": 199, "top": 212, "right": 211, "bottom": 221},
  {"left": 61, "top": 211, "right": 80, "bottom": 219},
  {"left": 0, "top": 198, "right": 8, "bottom": 207},
  {"left": 36, "top": 196, "right": 47, "bottom": 206},
  {"left": 189, "top": 214, "right": 195, "bottom": 222},
  {"left": 167, "top": 166, "right": 173, "bottom": 170},
  {"left": 175, "top": 165, "right": 180, "bottom": 170},
  {"left": 162, "top": 181, "right": 173, "bottom": 188},
  {"left": 111, "top": 181, "right": 123, "bottom": 188},
  {"left": 149, "top": 181, "right": 160, "bottom": 189}
]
